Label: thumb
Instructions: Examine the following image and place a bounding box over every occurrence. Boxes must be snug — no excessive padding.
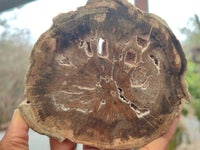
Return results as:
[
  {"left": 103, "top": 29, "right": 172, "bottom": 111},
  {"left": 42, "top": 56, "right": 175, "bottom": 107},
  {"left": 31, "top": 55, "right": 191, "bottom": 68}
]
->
[{"left": 0, "top": 109, "right": 29, "bottom": 150}]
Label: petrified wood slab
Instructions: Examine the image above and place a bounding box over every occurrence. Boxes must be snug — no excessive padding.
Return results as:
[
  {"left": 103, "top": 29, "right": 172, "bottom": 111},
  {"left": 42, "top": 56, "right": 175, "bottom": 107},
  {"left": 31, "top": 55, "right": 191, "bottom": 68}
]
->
[{"left": 18, "top": 0, "right": 191, "bottom": 149}]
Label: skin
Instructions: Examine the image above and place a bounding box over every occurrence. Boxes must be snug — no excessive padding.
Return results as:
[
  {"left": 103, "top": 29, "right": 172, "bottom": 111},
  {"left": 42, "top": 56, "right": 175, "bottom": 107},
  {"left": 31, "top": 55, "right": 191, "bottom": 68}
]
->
[{"left": 0, "top": 109, "right": 181, "bottom": 150}]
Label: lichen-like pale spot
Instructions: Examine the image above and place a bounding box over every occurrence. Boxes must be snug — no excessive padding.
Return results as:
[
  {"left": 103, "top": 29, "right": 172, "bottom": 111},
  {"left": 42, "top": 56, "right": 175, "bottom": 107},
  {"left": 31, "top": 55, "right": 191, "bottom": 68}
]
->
[{"left": 19, "top": 0, "right": 191, "bottom": 149}]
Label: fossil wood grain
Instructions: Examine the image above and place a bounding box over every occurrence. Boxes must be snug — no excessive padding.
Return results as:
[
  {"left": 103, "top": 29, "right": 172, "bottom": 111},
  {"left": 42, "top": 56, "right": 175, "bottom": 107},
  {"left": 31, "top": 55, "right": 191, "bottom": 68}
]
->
[{"left": 18, "top": 0, "right": 191, "bottom": 149}]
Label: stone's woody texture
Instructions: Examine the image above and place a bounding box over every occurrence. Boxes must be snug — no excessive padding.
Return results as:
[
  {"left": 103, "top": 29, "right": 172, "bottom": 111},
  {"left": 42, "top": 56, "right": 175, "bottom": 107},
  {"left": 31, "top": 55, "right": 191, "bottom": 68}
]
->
[{"left": 18, "top": 0, "right": 191, "bottom": 149}]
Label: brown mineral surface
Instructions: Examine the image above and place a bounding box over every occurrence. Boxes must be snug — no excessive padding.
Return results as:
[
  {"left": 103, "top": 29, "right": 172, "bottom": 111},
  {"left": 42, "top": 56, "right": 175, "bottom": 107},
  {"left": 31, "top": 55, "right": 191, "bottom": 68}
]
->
[{"left": 18, "top": 0, "right": 191, "bottom": 149}]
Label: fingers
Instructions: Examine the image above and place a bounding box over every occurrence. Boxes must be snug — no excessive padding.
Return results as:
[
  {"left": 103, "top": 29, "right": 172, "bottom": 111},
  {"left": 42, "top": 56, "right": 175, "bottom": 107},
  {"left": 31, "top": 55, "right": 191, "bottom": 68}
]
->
[
  {"left": 139, "top": 112, "right": 181, "bottom": 150},
  {"left": 0, "top": 109, "right": 29, "bottom": 150},
  {"left": 83, "top": 145, "right": 100, "bottom": 150},
  {"left": 83, "top": 145, "right": 134, "bottom": 150},
  {"left": 50, "top": 138, "right": 76, "bottom": 150}
]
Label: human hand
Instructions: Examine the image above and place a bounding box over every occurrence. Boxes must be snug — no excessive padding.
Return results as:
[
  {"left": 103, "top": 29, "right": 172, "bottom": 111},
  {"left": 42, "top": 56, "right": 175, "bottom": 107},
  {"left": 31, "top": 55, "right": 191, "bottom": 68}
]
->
[
  {"left": 0, "top": 109, "right": 181, "bottom": 150},
  {"left": 0, "top": 109, "right": 29, "bottom": 150},
  {"left": 0, "top": 109, "right": 76, "bottom": 150}
]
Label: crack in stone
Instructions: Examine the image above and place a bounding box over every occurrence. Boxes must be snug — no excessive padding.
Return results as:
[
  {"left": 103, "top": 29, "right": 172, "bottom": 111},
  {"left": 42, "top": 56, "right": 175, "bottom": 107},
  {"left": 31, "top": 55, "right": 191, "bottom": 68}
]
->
[
  {"left": 72, "top": 85, "right": 96, "bottom": 90},
  {"left": 52, "top": 95, "right": 92, "bottom": 114},
  {"left": 117, "top": 88, "right": 150, "bottom": 118},
  {"left": 129, "top": 103, "right": 150, "bottom": 118},
  {"left": 117, "top": 88, "right": 130, "bottom": 104}
]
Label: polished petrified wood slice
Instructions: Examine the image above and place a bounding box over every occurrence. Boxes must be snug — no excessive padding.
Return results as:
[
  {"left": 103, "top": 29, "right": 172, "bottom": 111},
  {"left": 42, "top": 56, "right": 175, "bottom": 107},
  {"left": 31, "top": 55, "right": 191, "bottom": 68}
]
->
[{"left": 18, "top": 0, "right": 191, "bottom": 149}]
